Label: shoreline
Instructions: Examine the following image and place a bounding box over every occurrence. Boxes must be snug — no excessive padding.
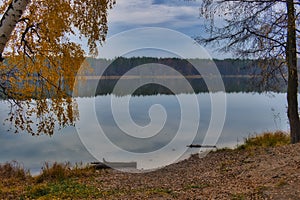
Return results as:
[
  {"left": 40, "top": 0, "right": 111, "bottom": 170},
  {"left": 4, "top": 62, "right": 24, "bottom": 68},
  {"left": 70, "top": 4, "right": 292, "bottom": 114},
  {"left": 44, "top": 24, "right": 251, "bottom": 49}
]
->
[{"left": 1, "top": 140, "right": 300, "bottom": 199}]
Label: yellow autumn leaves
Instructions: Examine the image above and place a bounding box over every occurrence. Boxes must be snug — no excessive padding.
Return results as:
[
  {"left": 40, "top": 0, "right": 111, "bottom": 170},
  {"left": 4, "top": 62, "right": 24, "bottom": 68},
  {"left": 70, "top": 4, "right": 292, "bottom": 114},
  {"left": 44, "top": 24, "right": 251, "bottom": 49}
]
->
[{"left": 0, "top": 0, "right": 115, "bottom": 135}]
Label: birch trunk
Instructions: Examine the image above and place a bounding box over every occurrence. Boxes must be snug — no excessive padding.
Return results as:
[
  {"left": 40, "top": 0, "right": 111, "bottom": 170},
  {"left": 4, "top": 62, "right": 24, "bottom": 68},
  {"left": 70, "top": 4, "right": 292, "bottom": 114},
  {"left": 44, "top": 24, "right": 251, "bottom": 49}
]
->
[{"left": 0, "top": 0, "right": 31, "bottom": 61}]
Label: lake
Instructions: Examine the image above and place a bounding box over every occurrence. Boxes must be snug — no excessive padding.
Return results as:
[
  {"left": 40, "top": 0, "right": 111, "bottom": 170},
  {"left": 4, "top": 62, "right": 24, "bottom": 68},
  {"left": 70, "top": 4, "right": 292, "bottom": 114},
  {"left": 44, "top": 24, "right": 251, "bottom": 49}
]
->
[{"left": 0, "top": 90, "right": 288, "bottom": 174}]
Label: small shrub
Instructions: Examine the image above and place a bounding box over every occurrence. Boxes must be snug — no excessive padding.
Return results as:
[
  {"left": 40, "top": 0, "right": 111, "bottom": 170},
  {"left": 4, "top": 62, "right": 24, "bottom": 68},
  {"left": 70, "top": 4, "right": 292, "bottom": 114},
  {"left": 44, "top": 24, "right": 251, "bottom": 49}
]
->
[
  {"left": 36, "top": 162, "right": 71, "bottom": 183},
  {"left": 237, "top": 131, "right": 290, "bottom": 150},
  {"left": 0, "top": 161, "right": 29, "bottom": 180}
]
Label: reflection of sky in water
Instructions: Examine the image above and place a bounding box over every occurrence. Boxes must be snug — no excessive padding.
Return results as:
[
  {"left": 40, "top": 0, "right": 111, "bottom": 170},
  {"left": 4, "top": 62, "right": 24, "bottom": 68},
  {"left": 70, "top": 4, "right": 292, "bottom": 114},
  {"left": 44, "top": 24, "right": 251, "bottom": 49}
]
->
[
  {"left": 96, "top": 95, "right": 181, "bottom": 153},
  {"left": 0, "top": 93, "right": 288, "bottom": 173}
]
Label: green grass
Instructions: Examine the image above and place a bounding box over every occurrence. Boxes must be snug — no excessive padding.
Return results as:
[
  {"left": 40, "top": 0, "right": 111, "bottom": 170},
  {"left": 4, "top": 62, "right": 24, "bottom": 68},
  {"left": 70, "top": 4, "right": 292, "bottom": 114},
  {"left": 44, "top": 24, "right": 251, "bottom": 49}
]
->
[
  {"left": 25, "top": 180, "right": 101, "bottom": 199},
  {"left": 237, "top": 131, "right": 290, "bottom": 150}
]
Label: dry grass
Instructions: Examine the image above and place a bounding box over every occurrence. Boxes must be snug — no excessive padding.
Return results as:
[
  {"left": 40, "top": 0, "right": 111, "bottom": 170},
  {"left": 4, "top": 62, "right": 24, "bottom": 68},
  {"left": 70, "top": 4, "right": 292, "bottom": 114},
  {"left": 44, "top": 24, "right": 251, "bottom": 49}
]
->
[
  {"left": 35, "top": 162, "right": 73, "bottom": 183},
  {"left": 0, "top": 131, "right": 297, "bottom": 199},
  {"left": 237, "top": 131, "right": 290, "bottom": 150},
  {"left": 0, "top": 161, "right": 29, "bottom": 180},
  {"left": 35, "top": 161, "right": 96, "bottom": 183}
]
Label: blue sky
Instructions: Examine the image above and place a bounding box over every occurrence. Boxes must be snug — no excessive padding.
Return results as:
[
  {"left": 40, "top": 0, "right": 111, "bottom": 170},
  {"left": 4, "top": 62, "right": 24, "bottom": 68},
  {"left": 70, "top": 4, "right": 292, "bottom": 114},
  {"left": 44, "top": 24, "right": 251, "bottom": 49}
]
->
[{"left": 96, "top": 0, "right": 229, "bottom": 59}]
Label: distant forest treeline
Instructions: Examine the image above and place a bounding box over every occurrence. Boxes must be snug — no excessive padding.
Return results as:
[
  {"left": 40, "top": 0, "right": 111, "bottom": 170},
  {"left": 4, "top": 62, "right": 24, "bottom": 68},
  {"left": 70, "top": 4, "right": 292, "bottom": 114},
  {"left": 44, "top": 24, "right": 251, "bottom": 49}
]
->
[
  {"left": 70, "top": 57, "right": 293, "bottom": 96},
  {"left": 86, "top": 57, "right": 259, "bottom": 77}
]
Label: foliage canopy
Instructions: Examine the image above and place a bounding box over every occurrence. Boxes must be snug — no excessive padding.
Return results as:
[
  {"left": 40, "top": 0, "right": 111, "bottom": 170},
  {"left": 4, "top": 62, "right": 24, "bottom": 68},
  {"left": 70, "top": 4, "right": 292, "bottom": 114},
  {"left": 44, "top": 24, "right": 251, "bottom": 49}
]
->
[{"left": 0, "top": 0, "right": 115, "bottom": 135}]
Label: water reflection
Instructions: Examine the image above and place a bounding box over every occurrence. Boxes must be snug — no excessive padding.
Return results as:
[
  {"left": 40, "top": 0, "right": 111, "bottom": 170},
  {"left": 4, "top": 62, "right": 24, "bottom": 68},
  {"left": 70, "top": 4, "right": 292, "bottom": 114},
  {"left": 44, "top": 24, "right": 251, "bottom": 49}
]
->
[
  {"left": 76, "top": 77, "right": 282, "bottom": 97},
  {"left": 0, "top": 92, "right": 287, "bottom": 173}
]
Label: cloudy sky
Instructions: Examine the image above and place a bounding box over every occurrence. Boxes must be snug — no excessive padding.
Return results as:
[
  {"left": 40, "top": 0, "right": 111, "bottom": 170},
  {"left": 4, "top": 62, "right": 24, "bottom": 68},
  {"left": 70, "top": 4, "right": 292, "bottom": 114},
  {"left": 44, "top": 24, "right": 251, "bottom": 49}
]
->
[
  {"left": 0, "top": 0, "right": 226, "bottom": 59},
  {"left": 97, "top": 0, "right": 228, "bottom": 59},
  {"left": 106, "top": 0, "right": 204, "bottom": 37}
]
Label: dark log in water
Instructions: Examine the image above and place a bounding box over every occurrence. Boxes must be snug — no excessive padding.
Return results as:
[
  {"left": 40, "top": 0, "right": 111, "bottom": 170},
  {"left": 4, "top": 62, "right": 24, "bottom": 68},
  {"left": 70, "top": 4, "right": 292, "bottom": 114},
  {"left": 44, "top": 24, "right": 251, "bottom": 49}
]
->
[
  {"left": 91, "top": 159, "right": 137, "bottom": 169},
  {"left": 187, "top": 144, "right": 217, "bottom": 148}
]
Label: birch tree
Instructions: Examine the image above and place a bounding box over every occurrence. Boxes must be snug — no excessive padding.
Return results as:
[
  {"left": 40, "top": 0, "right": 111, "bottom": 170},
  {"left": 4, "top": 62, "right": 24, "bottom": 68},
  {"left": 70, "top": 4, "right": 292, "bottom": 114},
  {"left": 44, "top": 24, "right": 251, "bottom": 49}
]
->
[
  {"left": 199, "top": 0, "right": 300, "bottom": 143},
  {"left": 0, "top": 0, "right": 115, "bottom": 135}
]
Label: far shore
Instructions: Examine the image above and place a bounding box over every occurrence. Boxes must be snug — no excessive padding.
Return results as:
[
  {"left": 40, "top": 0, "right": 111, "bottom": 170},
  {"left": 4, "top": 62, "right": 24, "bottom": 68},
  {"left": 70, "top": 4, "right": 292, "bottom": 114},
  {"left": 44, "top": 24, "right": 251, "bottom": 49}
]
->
[{"left": 76, "top": 75, "right": 254, "bottom": 80}]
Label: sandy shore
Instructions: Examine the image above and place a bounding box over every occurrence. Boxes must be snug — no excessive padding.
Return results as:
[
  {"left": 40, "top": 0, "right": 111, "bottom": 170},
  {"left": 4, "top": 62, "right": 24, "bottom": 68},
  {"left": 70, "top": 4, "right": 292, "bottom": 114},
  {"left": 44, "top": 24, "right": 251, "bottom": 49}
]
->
[
  {"left": 1, "top": 143, "right": 300, "bottom": 199},
  {"left": 88, "top": 143, "right": 300, "bottom": 199}
]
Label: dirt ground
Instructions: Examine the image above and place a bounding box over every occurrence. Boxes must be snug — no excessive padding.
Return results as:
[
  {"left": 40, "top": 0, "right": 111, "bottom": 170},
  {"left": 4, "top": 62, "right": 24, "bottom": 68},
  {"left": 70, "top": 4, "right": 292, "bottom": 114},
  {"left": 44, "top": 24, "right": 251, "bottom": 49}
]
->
[
  {"left": 1, "top": 143, "right": 300, "bottom": 199},
  {"left": 89, "top": 143, "right": 300, "bottom": 199}
]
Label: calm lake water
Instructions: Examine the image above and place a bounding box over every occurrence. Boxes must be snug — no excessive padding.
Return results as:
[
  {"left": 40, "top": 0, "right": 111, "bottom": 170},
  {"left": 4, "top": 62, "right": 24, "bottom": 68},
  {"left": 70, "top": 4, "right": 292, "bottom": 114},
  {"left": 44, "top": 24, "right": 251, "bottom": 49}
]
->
[{"left": 0, "top": 92, "right": 288, "bottom": 174}]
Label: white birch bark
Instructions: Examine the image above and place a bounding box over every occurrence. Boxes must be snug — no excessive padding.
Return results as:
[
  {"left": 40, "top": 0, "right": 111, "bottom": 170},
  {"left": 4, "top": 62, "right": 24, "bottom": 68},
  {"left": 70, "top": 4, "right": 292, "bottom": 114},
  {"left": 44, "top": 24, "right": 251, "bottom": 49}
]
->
[{"left": 0, "top": 0, "right": 31, "bottom": 61}]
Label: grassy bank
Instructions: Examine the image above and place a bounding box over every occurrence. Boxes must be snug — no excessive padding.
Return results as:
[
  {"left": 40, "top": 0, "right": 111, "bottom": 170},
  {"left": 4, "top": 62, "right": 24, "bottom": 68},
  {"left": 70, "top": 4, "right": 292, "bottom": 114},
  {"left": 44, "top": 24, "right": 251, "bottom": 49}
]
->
[
  {"left": 1, "top": 131, "right": 299, "bottom": 199},
  {"left": 237, "top": 131, "right": 290, "bottom": 150}
]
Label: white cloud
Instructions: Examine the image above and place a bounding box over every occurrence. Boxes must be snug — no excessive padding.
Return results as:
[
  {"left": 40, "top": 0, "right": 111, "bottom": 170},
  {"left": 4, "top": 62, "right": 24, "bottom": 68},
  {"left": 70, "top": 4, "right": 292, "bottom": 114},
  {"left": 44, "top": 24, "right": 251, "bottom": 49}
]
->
[{"left": 108, "top": 0, "right": 201, "bottom": 28}]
